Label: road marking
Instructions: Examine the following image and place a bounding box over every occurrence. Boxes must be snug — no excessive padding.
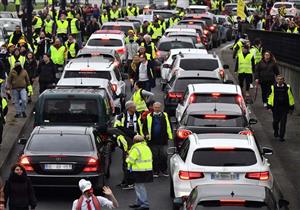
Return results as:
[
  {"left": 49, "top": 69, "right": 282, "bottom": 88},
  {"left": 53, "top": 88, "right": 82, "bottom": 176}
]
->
[{"left": 219, "top": 42, "right": 234, "bottom": 51}]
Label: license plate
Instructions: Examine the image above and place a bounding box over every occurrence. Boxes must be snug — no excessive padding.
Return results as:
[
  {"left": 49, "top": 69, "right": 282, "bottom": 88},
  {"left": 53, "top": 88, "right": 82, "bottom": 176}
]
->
[
  {"left": 211, "top": 172, "right": 239, "bottom": 180},
  {"left": 44, "top": 164, "right": 72, "bottom": 170}
]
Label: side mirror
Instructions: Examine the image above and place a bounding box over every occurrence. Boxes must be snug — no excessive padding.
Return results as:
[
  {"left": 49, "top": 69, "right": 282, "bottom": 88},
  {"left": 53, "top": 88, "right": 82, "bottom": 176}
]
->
[
  {"left": 121, "top": 73, "right": 129, "bottom": 80},
  {"left": 167, "top": 147, "right": 177, "bottom": 155},
  {"left": 278, "top": 199, "right": 289, "bottom": 208},
  {"left": 223, "top": 64, "right": 229, "bottom": 69},
  {"left": 224, "top": 79, "right": 234, "bottom": 84},
  {"left": 18, "top": 138, "right": 28, "bottom": 145},
  {"left": 249, "top": 118, "right": 258, "bottom": 125},
  {"left": 262, "top": 147, "right": 273, "bottom": 156}
]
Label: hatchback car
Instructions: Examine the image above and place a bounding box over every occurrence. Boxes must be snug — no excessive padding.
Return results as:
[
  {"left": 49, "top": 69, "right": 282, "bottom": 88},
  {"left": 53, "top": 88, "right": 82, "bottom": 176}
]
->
[
  {"left": 169, "top": 133, "right": 274, "bottom": 198},
  {"left": 270, "top": 2, "right": 299, "bottom": 17},
  {"left": 18, "top": 126, "right": 105, "bottom": 188}
]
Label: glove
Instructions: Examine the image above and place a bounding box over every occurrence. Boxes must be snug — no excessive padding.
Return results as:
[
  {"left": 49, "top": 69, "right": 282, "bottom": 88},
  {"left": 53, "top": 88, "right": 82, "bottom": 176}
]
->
[{"left": 27, "top": 85, "right": 33, "bottom": 96}]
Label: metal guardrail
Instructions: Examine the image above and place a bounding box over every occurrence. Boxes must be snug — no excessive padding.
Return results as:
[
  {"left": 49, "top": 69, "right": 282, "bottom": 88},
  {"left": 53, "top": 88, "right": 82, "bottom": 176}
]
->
[{"left": 246, "top": 29, "right": 300, "bottom": 67}]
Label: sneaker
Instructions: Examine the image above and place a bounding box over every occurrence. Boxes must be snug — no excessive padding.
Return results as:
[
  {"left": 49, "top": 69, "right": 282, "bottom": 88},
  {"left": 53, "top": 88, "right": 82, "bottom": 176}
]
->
[
  {"left": 15, "top": 114, "right": 22, "bottom": 118},
  {"left": 122, "top": 184, "right": 134, "bottom": 190},
  {"left": 153, "top": 173, "right": 159, "bottom": 178},
  {"left": 22, "top": 112, "right": 27, "bottom": 118},
  {"left": 274, "top": 131, "right": 279, "bottom": 138},
  {"left": 129, "top": 204, "right": 140, "bottom": 208},
  {"left": 161, "top": 172, "right": 169, "bottom": 177},
  {"left": 250, "top": 84, "right": 254, "bottom": 89},
  {"left": 263, "top": 103, "right": 267, "bottom": 108}
]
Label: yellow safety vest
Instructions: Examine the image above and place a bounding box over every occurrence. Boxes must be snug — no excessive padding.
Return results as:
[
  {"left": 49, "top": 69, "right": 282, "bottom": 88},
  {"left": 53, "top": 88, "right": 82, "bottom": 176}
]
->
[
  {"left": 237, "top": 52, "right": 253, "bottom": 74},
  {"left": 65, "top": 41, "right": 76, "bottom": 58},
  {"left": 268, "top": 85, "right": 295, "bottom": 107},
  {"left": 56, "top": 20, "right": 68, "bottom": 34},
  {"left": 169, "top": 18, "right": 179, "bottom": 27},
  {"left": 151, "top": 25, "right": 163, "bottom": 40},
  {"left": 141, "top": 42, "right": 156, "bottom": 60},
  {"left": 113, "top": 112, "right": 143, "bottom": 133},
  {"left": 250, "top": 46, "right": 262, "bottom": 64},
  {"left": 125, "top": 35, "right": 138, "bottom": 44},
  {"left": 2, "top": 98, "right": 7, "bottom": 110},
  {"left": 233, "top": 40, "right": 243, "bottom": 57},
  {"left": 101, "top": 14, "right": 109, "bottom": 23},
  {"left": 146, "top": 112, "right": 173, "bottom": 140},
  {"left": 287, "top": 28, "right": 298, "bottom": 33},
  {"left": 70, "top": 18, "right": 79, "bottom": 34},
  {"left": 15, "top": 0, "right": 20, "bottom": 5},
  {"left": 133, "top": 89, "right": 148, "bottom": 112},
  {"left": 33, "top": 16, "right": 43, "bottom": 29},
  {"left": 170, "top": 0, "right": 177, "bottom": 7},
  {"left": 126, "top": 142, "right": 153, "bottom": 171},
  {"left": 67, "top": 11, "right": 74, "bottom": 20},
  {"left": 50, "top": 45, "right": 66, "bottom": 65},
  {"left": 110, "top": 10, "right": 120, "bottom": 19},
  {"left": 48, "top": 0, "right": 53, "bottom": 4},
  {"left": 8, "top": 55, "right": 26, "bottom": 70},
  {"left": 44, "top": 20, "right": 54, "bottom": 34},
  {"left": 126, "top": 7, "right": 135, "bottom": 16}
]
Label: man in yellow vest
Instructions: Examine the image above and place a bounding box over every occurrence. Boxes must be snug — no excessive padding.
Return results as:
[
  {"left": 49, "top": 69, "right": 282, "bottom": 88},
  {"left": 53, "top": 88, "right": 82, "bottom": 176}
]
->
[
  {"left": 8, "top": 48, "right": 26, "bottom": 70},
  {"left": 235, "top": 44, "right": 255, "bottom": 98},
  {"left": 250, "top": 39, "right": 263, "bottom": 65},
  {"left": 100, "top": 9, "right": 109, "bottom": 25},
  {"left": 144, "top": 102, "right": 172, "bottom": 178},
  {"left": 286, "top": 21, "right": 299, "bottom": 33},
  {"left": 44, "top": 14, "right": 55, "bottom": 38},
  {"left": 126, "top": 3, "right": 136, "bottom": 16},
  {"left": 32, "top": 13, "right": 43, "bottom": 34},
  {"left": 150, "top": 21, "right": 163, "bottom": 43},
  {"left": 0, "top": 96, "right": 8, "bottom": 148},
  {"left": 109, "top": 5, "right": 121, "bottom": 21},
  {"left": 15, "top": 0, "right": 20, "bottom": 14},
  {"left": 267, "top": 75, "right": 295, "bottom": 142},
  {"left": 65, "top": 35, "right": 79, "bottom": 59},
  {"left": 168, "top": 14, "right": 180, "bottom": 28},
  {"left": 131, "top": 81, "right": 154, "bottom": 113},
  {"left": 56, "top": 13, "right": 69, "bottom": 43},
  {"left": 140, "top": 35, "right": 157, "bottom": 61},
  {"left": 49, "top": 38, "right": 67, "bottom": 67},
  {"left": 126, "top": 135, "right": 153, "bottom": 210},
  {"left": 169, "top": 0, "right": 177, "bottom": 9},
  {"left": 9, "top": 25, "right": 25, "bottom": 45}
]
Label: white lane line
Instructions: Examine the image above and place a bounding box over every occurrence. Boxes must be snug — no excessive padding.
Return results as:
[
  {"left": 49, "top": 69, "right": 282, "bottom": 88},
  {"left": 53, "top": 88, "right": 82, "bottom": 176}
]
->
[{"left": 219, "top": 42, "right": 234, "bottom": 51}]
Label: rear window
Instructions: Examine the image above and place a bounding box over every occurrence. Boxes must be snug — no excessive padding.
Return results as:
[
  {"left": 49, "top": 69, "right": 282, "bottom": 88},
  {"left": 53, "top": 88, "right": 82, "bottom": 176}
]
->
[
  {"left": 42, "top": 99, "right": 100, "bottom": 124},
  {"left": 180, "top": 59, "right": 219, "bottom": 71},
  {"left": 196, "top": 201, "right": 270, "bottom": 209},
  {"left": 179, "top": 21, "right": 205, "bottom": 28},
  {"left": 101, "top": 25, "right": 133, "bottom": 34},
  {"left": 188, "top": 8, "right": 207, "bottom": 14},
  {"left": 64, "top": 71, "right": 112, "bottom": 80},
  {"left": 192, "top": 148, "right": 257, "bottom": 166},
  {"left": 77, "top": 53, "right": 114, "bottom": 61},
  {"left": 173, "top": 78, "right": 221, "bottom": 91},
  {"left": 193, "top": 94, "right": 238, "bottom": 104},
  {"left": 224, "top": 5, "right": 237, "bottom": 11},
  {"left": 168, "top": 34, "right": 197, "bottom": 43},
  {"left": 158, "top": 41, "right": 194, "bottom": 51},
  {"left": 29, "top": 134, "right": 93, "bottom": 152},
  {"left": 87, "top": 38, "right": 122, "bottom": 47},
  {"left": 274, "top": 3, "right": 292, "bottom": 8},
  {"left": 153, "top": 12, "right": 173, "bottom": 19},
  {"left": 186, "top": 115, "right": 247, "bottom": 127}
]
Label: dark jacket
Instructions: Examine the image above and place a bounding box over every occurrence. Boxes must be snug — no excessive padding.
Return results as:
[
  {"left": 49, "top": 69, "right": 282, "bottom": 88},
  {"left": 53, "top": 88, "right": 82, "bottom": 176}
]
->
[
  {"left": 134, "top": 62, "right": 154, "bottom": 82},
  {"left": 4, "top": 173, "right": 37, "bottom": 209},
  {"left": 255, "top": 60, "right": 279, "bottom": 83},
  {"left": 86, "top": 22, "right": 100, "bottom": 37},
  {"left": 37, "top": 61, "right": 57, "bottom": 84},
  {"left": 268, "top": 83, "right": 295, "bottom": 111},
  {"left": 24, "top": 59, "right": 38, "bottom": 80}
]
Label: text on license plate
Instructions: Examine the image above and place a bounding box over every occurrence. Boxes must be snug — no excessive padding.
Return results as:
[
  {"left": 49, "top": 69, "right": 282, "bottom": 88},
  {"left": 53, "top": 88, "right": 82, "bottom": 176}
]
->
[
  {"left": 211, "top": 172, "right": 239, "bottom": 180},
  {"left": 44, "top": 164, "right": 72, "bottom": 170}
]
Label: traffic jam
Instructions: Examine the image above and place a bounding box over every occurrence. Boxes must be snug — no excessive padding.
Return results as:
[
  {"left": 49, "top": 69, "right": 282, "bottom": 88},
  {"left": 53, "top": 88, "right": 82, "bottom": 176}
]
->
[{"left": 0, "top": 0, "right": 297, "bottom": 209}]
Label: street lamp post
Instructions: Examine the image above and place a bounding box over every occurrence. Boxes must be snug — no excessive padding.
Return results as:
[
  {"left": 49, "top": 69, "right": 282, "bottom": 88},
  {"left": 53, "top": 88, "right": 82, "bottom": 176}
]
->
[{"left": 26, "top": 0, "right": 33, "bottom": 45}]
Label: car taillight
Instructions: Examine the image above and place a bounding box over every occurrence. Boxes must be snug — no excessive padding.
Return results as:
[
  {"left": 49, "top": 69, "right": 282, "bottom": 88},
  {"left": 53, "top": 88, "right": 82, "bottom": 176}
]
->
[
  {"left": 211, "top": 92, "right": 220, "bottom": 97},
  {"left": 188, "top": 94, "right": 196, "bottom": 103},
  {"left": 176, "top": 129, "right": 192, "bottom": 140},
  {"left": 204, "top": 114, "right": 226, "bottom": 119},
  {"left": 83, "top": 157, "right": 99, "bottom": 172},
  {"left": 219, "top": 68, "right": 225, "bottom": 79},
  {"left": 203, "top": 29, "right": 209, "bottom": 35},
  {"left": 209, "top": 25, "right": 215, "bottom": 31},
  {"left": 245, "top": 171, "right": 269, "bottom": 181},
  {"left": 236, "top": 95, "right": 246, "bottom": 112},
  {"left": 116, "top": 48, "right": 126, "bottom": 54},
  {"left": 196, "top": 35, "right": 201, "bottom": 43},
  {"left": 168, "top": 92, "right": 183, "bottom": 99},
  {"left": 179, "top": 171, "right": 204, "bottom": 180},
  {"left": 220, "top": 200, "right": 246, "bottom": 206},
  {"left": 239, "top": 130, "right": 253, "bottom": 135},
  {"left": 156, "top": 51, "right": 161, "bottom": 57},
  {"left": 111, "top": 84, "right": 118, "bottom": 92},
  {"left": 20, "top": 156, "right": 34, "bottom": 171}
]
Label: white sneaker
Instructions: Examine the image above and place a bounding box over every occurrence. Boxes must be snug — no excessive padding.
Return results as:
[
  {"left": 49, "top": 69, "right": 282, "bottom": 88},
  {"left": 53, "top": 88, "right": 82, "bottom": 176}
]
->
[
  {"left": 250, "top": 84, "right": 254, "bottom": 89},
  {"left": 263, "top": 103, "right": 267, "bottom": 108}
]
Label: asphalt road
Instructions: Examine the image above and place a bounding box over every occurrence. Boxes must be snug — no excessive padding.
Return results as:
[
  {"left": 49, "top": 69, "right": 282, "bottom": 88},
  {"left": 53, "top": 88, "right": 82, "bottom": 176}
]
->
[{"left": 1, "top": 42, "right": 300, "bottom": 210}]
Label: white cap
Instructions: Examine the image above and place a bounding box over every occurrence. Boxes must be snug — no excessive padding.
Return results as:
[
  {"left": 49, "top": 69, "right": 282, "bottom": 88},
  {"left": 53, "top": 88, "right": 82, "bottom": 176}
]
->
[{"left": 78, "top": 179, "right": 92, "bottom": 193}]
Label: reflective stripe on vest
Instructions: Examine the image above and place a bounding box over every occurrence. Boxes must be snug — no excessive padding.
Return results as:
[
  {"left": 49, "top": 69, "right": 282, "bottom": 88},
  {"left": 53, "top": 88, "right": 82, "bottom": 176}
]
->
[
  {"left": 126, "top": 7, "right": 135, "bottom": 16},
  {"left": 76, "top": 195, "right": 101, "bottom": 210},
  {"left": 8, "top": 56, "right": 25, "bottom": 70},
  {"left": 127, "top": 142, "right": 152, "bottom": 171},
  {"left": 101, "top": 14, "right": 109, "bottom": 23},
  {"left": 65, "top": 41, "right": 76, "bottom": 58},
  {"left": 146, "top": 112, "right": 173, "bottom": 140},
  {"left": 34, "top": 16, "right": 43, "bottom": 29},
  {"left": 44, "top": 20, "right": 54, "bottom": 34},
  {"left": 238, "top": 52, "right": 253, "bottom": 74},
  {"left": 287, "top": 28, "right": 298, "bottom": 33},
  {"left": 70, "top": 18, "right": 79, "bottom": 34},
  {"left": 268, "top": 85, "right": 295, "bottom": 107},
  {"left": 50, "top": 45, "right": 66, "bottom": 65},
  {"left": 141, "top": 42, "right": 156, "bottom": 59},
  {"left": 250, "top": 46, "right": 262, "bottom": 64},
  {"left": 56, "top": 20, "right": 68, "bottom": 34},
  {"left": 117, "top": 135, "right": 128, "bottom": 151},
  {"left": 133, "top": 89, "right": 148, "bottom": 112}
]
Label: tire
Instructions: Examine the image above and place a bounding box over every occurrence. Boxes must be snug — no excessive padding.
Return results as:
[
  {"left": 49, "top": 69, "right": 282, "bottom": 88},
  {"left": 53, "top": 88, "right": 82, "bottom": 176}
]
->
[{"left": 170, "top": 178, "right": 175, "bottom": 198}]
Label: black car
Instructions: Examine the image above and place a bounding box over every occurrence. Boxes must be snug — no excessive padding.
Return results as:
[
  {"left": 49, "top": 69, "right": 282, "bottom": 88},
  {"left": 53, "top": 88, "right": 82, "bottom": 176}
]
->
[
  {"left": 164, "top": 71, "right": 223, "bottom": 116},
  {"left": 175, "top": 103, "right": 257, "bottom": 148},
  {"left": 173, "top": 184, "right": 289, "bottom": 210},
  {"left": 18, "top": 126, "right": 105, "bottom": 188}
]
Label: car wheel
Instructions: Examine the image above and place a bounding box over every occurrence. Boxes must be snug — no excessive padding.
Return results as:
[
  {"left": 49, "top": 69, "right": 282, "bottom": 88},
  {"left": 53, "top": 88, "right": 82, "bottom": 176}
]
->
[{"left": 170, "top": 178, "right": 175, "bottom": 198}]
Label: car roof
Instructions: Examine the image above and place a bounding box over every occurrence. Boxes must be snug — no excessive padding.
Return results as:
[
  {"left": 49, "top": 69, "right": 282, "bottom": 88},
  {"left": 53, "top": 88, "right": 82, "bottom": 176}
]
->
[
  {"left": 170, "top": 48, "right": 208, "bottom": 55},
  {"left": 176, "top": 70, "right": 219, "bottom": 79},
  {"left": 178, "top": 53, "right": 219, "bottom": 59},
  {"left": 153, "top": 9, "right": 177, "bottom": 13},
  {"left": 165, "top": 28, "right": 196, "bottom": 33},
  {"left": 0, "top": 18, "right": 21, "bottom": 22},
  {"left": 32, "top": 126, "right": 94, "bottom": 135},
  {"left": 102, "top": 21, "right": 135, "bottom": 26},
  {"left": 186, "top": 103, "right": 243, "bottom": 115},
  {"left": 188, "top": 5, "right": 209, "bottom": 9},
  {"left": 77, "top": 47, "right": 115, "bottom": 56},
  {"left": 189, "top": 84, "right": 240, "bottom": 94},
  {"left": 41, "top": 88, "right": 106, "bottom": 96},
  {"left": 172, "top": 24, "right": 204, "bottom": 31},
  {"left": 159, "top": 36, "right": 195, "bottom": 43},
  {"left": 57, "top": 78, "right": 110, "bottom": 88},
  {"left": 64, "top": 57, "right": 113, "bottom": 70},
  {"left": 168, "top": 31, "right": 198, "bottom": 36},
  {"left": 194, "top": 184, "right": 266, "bottom": 202}
]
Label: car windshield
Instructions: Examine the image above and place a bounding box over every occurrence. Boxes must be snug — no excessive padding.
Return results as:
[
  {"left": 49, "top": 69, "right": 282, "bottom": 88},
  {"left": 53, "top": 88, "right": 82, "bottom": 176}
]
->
[
  {"left": 87, "top": 38, "right": 122, "bottom": 47},
  {"left": 28, "top": 134, "right": 93, "bottom": 152},
  {"left": 64, "top": 70, "right": 112, "bottom": 80},
  {"left": 42, "top": 99, "right": 100, "bottom": 124},
  {"left": 193, "top": 94, "right": 239, "bottom": 104},
  {"left": 196, "top": 201, "right": 270, "bottom": 209},
  {"left": 158, "top": 41, "right": 194, "bottom": 51},
  {"left": 180, "top": 59, "right": 219, "bottom": 71},
  {"left": 101, "top": 25, "right": 133, "bottom": 35},
  {"left": 274, "top": 3, "right": 292, "bottom": 8},
  {"left": 224, "top": 5, "right": 237, "bottom": 11},
  {"left": 173, "top": 78, "right": 221, "bottom": 91},
  {"left": 186, "top": 115, "right": 247, "bottom": 127},
  {"left": 192, "top": 148, "right": 257, "bottom": 166},
  {"left": 0, "top": 20, "right": 21, "bottom": 32},
  {"left": 153, "top": 12, "right": 174, "bottom": 19}
]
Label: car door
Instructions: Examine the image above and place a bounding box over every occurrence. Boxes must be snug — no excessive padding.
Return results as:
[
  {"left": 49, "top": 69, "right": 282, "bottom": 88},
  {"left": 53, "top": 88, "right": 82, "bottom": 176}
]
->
[
  {"left": 176, "top": 89, "right": 189, "bottom": 122},
  {"left": 113, "top": 67, "right": 126, "bottom": 96}
]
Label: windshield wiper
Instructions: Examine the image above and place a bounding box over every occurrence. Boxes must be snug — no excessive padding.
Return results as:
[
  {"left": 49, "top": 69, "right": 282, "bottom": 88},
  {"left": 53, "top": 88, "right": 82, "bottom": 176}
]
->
[{"left": 203, "top": 124, "right": 217, "bottom": 127}]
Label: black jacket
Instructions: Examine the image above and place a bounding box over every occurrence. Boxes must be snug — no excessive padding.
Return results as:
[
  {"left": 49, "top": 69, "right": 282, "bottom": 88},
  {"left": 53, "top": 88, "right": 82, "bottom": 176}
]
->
[
  {"left": 4, "top": 173, "right": 37, "bottom": 209},
  {"left": 134, "top": 62, "right": 154, "bottom": 82},
  {"left": 255, "top": 60, "right": 279, "bottom": 83},
  {"left": 37, "top": 61, "right": 57, "bottom": 84},
  {"left": 24, "top": 59, "right": 38, "bottom": 79}
]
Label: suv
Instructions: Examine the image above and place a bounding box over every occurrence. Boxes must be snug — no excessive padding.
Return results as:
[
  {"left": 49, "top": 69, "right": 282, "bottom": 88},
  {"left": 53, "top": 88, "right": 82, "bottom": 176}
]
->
[
  {"left": 85, "top": 30, "right": 127, "bottom": 62},
  {"left": 34, "top": 89, "right": 113, "bottom": 127}
]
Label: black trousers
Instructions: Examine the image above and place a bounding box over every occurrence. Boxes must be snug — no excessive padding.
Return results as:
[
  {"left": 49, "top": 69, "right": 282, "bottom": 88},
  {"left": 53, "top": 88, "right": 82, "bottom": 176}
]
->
[
  {"left": 150, "top": 145, "right": 168, "bottom": 173},
  {"left": 122, "top": 151, "right": 134, "bottom": 185},
  {"left": 238, "top": 73, "right": 252, "bottom": 91},
  {"left": 272, "top": 109, "right": 288, "bottom": 138},
  {"left": 260, "top": 81, "right": 273, "bottom": 103}
]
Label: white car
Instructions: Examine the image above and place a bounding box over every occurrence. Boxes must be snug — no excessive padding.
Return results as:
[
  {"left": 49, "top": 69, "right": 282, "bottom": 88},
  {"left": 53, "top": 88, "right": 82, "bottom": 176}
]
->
[
  {"left": 62, "top": 57, "right": 126, "bottom": 106},
  {"left": 169, "top": 133, "right": 274, "bottom": 198},
  {"left": 160, "top": 48, "right": 208, "bottom": 85},
  {"left": 270, "top": 2, "right": 299, "bottom": 17},
  {"left": 56, "top": 78, "right": 121, "bottom": 113},
  {"left": 85, "top": 30, "right": 127, "bottom": 62},
  {"left": 0, "top": 18, "right": 23, "bottom": 35},
  {"left": 186, "top": 5, "right": 210, "bottom": 14},
  {"left": 175, "top": 83, "right": 249, "bottom": 122}
]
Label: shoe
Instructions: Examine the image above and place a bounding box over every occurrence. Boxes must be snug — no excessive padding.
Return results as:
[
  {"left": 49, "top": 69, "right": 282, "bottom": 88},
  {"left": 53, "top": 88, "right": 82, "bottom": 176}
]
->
[
  {"left": 263, "top": 103, "right": 267, "bottom": 108},
  {"left": 153, "top": 173, "right": 159, "bottom": 178},
  {"left": 122, "top": 184, "right": 134, "bottom": 190},
  {"left": 15, "top": 114, "right": 22, "bottom": 118},
  {"left": 161, "top": 171, "right": 169, "bottom": 177},
  {"left": 129, "top": 204, "right": 140, "bottom": 208},
  {"left": 274, "top": 131, "right": 279, "bottom": 138},
  {"left": 135, "top": 207, "right": 149, "bottom": 210},
  {"left": 279, "top": 137, "right": 285, "bottom": 142},
  {"left": 250, "top": 84, "right": 254, "bottom": 89},
  {"left": 22, "top": 112, "right": 27, "bottom": 118}
]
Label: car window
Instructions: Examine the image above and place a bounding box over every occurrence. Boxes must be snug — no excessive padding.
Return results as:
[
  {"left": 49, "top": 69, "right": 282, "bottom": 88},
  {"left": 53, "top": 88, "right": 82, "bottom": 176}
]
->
[
  {"left": 0, "top": 19, "right": 21, "bottom": 32},
  {"left": 274, "top": 3, "right": 292, "bottom": 8},
  {"left": 153, "top": 12, "right": 173, "bottom": 19},
  {"left": 28, "top": 134, "right": 93, "bottom": 152},
  {"left": 179, "top": 139, "right": 190, "bottom": 161},
  {"left": 173, "top": 78, "right": 221, "bottom": 91},
  {"left": 158, "top": 41, "right": 195, "bottom": 51},
  {"left": 168, "top": 34, "right": 197, "bottom": 43},
  {"left": 192, "top": 94, "right": 239, "bottom": 104},
  {"left": 87, "top": 38, "right": 123, "bottom": 47},
  {"left": 113, "top": 68, "right": 121, "bottom": 81},
  {"left": 186, "top": 115, "right": 247, "bottom": 127},
  {"left": 179, "top": 21, "right": 205, "bottom": 28},
  {"left": 101, "top": 25, "right": 133, "bottom": 34},
  {"left": 179, "top": 59, "right": 219, "bottom": 71},
  {"left": 76, "top": 53, "right": 115, "bottom": 62},
  {"left": 64, "top": 70, "right": 112, "bottom": 80},
  {"left": 192, "top": 148, "right": 257, "bottom": 166},
  {"left": 188, "top": 8, "right": 207, "bottom": 14}
]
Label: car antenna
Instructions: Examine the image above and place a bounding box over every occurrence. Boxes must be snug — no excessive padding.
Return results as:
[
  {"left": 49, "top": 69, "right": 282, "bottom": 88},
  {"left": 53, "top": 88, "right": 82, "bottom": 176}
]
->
[
  {"left": 87, "top": 58, "right": 90, "bottom": 68},
  {"left": 213, "top": 103, "right": 217, "bottom": 113},
  {"left": 60, "top": 131, "right": 63, "bottom": 136},
  {"left": 80, "top": 77, "right": 83, "bottom": 85}
]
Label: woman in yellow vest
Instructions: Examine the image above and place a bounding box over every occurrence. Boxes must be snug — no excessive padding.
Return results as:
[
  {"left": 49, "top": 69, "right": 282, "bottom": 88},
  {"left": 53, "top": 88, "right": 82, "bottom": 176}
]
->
[{"left": 131, "top": 81, "right": 154, "bottom": 113}]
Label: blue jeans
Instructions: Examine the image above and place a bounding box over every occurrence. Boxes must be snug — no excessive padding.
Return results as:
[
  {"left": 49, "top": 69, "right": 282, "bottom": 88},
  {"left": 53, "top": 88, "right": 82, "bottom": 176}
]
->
[
  {"left": 134, "top": 183, "right": 149, "bottom": 208},
  {"left": 12, "top": 88, "right": 27, "bottom": 114}
]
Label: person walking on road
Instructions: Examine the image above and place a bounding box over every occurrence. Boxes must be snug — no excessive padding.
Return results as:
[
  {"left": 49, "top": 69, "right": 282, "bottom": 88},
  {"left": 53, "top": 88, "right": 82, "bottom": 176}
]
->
[
  {"left": 0, "top": 96, "right": 8, "bottom": 149},
  {"left": 134, "top": 55, "right": 155, "bottom": 92},
  {"left": 131, "top": 82, "right": 154, "bottom": 113},
  {"left": 144, "top": 102, "right": 173, "bottom": 177},
  {"left": 4, "top": 164, "right": 37, "bottom": 210},
  {"left": 127, "top": 135, "right": 153, "bottom": 210},
  {"left": 255, "top": 51, "right": 279, "bottom": 107},
  {"left": 37, "top": 53, "right": 57, "bottom": 94},
  {"left": 72, "top": 179, "right": 118, "bottom": 210},
  {"left": 267, "top": 75, "right": 295, "bottom": 142}
]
